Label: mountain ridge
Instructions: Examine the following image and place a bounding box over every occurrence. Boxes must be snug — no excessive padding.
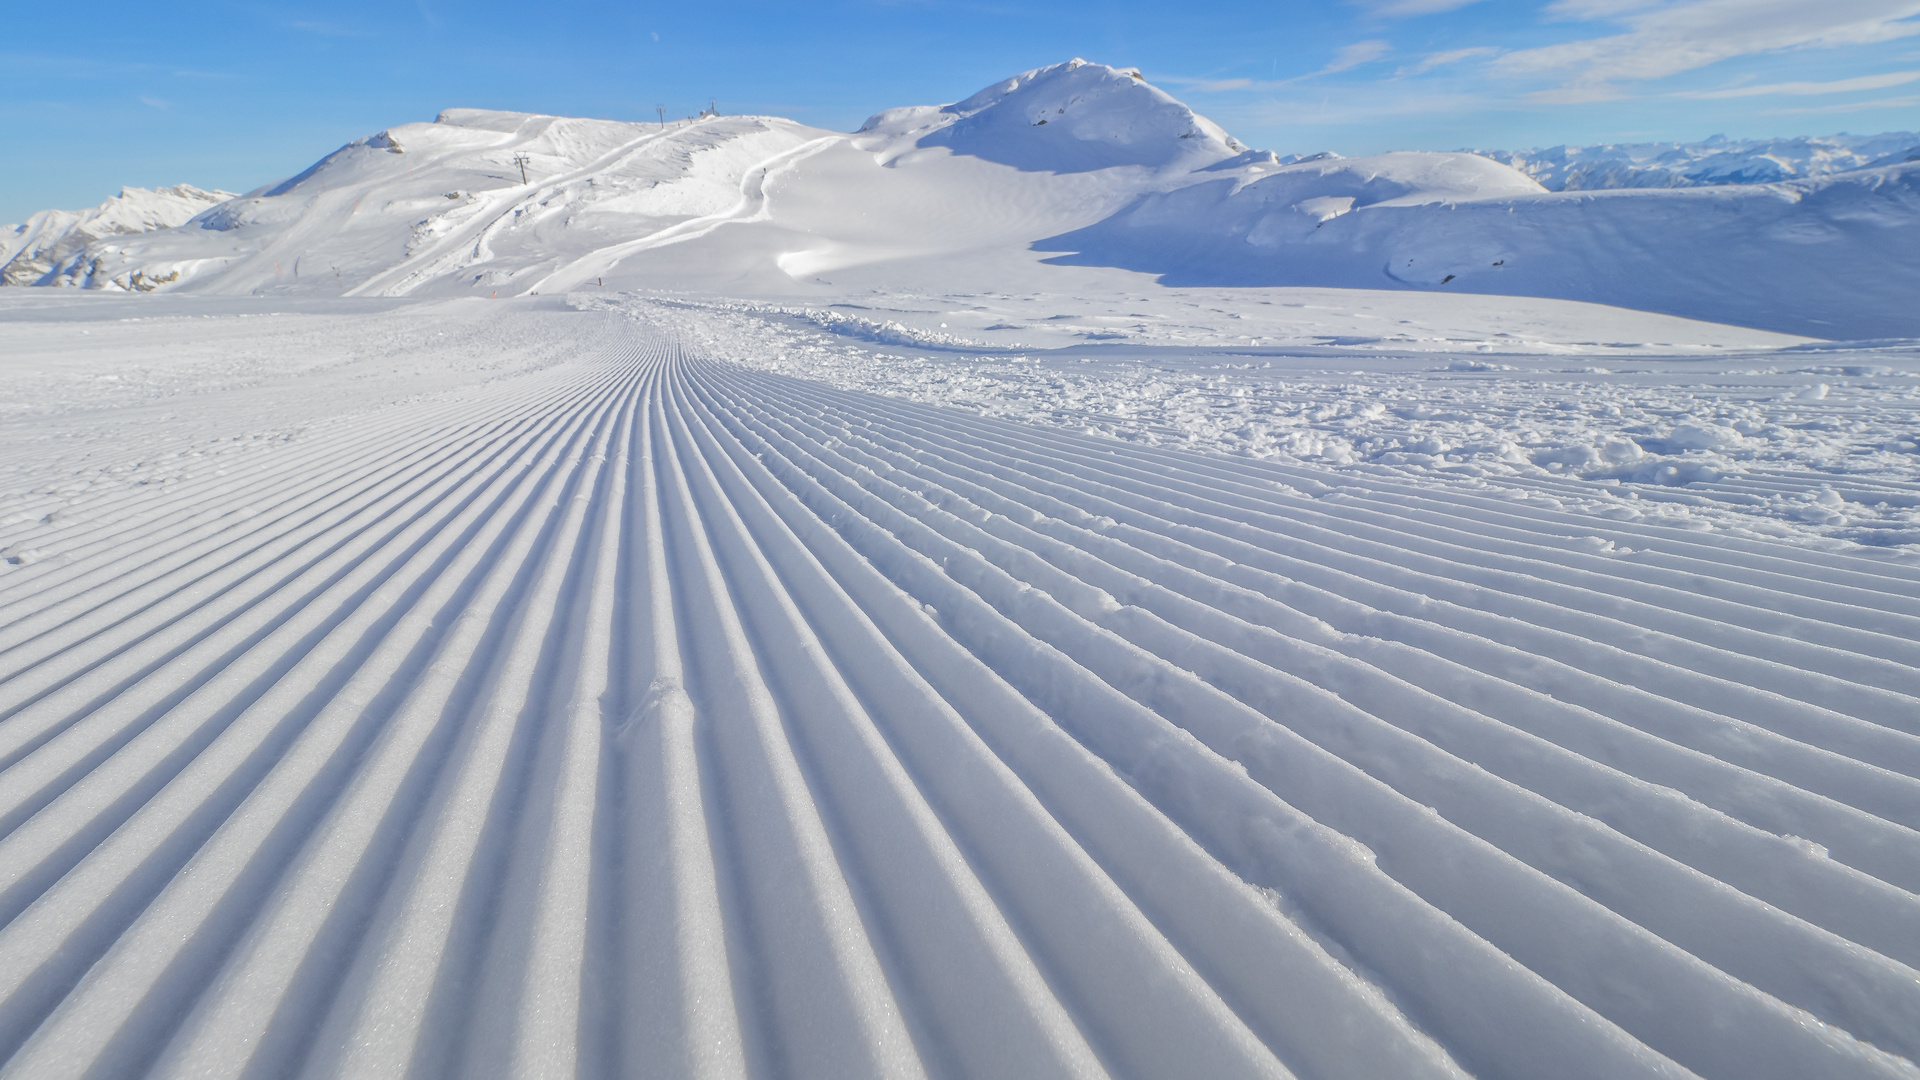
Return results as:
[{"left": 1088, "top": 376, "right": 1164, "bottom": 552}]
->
[
  {"left": 4, "top": 60, "right": 1917, "bottom": 338},
  {"left": 0, "top": 184, "right": 236, "bottom": 288}
]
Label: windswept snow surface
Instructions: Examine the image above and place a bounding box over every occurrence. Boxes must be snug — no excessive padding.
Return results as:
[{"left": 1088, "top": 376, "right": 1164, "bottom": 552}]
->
[{"left": 3, "top": 293, "right": 1920, "bottom": 1080}]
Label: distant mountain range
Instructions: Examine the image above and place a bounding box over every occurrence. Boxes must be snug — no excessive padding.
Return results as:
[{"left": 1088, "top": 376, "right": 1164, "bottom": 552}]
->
[
  {"left": 1, "top": 185, "right": 235, "bottom": 288},
  {"left": 1470, "top": 132, "right": 1920, "bottom": 191}
]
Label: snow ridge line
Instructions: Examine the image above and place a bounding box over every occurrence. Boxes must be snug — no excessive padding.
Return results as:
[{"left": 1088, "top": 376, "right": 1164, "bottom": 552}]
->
[{"left": 0, "top": 331, "right": 1917, "bottom": 1079}]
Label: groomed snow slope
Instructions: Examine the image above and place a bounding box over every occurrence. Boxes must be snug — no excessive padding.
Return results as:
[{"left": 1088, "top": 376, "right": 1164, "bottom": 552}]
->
[{"left": 2, "top": 303, "right": 1919, "bottom": 1080}]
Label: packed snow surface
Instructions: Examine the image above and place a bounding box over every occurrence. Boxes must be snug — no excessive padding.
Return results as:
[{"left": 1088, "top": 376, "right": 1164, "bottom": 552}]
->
[
  {"left": 3, "top": 287, "right": 1920, "bottom": 1079},
  {"left": 3, "top": 58, "right": 1920, "bottom": 1080}
]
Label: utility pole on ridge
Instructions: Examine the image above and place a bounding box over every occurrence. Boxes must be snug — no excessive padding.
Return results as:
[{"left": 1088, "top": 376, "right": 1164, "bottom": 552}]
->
[{"left": 512, "top": 153, "right": 531, "bottom": 184}]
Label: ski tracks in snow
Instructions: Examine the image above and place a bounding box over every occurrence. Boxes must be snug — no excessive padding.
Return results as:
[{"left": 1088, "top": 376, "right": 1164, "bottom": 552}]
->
[
  {"left": 524, "top": 135, "right": 844, "bottom": 298},
  {"left": 1, "top": 325, "right": 1919, "bottom": 1079}
]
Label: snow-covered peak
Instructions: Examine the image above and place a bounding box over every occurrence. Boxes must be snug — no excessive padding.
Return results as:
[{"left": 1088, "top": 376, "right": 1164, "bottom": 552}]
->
[
  {"left": 860, "top": 59, "right": 1246, "bottom": 173},
  {"left": 1, "top": 184, "right": 235, "bottom": 287}
]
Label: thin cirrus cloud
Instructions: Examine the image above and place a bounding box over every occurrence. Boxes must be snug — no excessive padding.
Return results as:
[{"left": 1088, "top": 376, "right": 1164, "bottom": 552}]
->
[
  {"left": 1763, "top": 92, "right": 1920, "bottom": 112},
  {"left": 1321, "top": 39, "right": 1393, "bottom": 74},
  {"left": 1158, "top": 40, "right": 1392, "bottom": 93},
  {"left": 1400, "top": 46, "right": 1502, "bottom": 75},
  {"left": 1241, "top": 86, "right": 1495, "bottom": 127},
  {"left": 1182, "top": 77, "right": 1256, "bottom": 92},
  {"left": 1682, "top": 69, "right": 1920, "bottom": 96},
  {"left": 1498, "top": 0, "right": 1920, "bottom": 101},
  {"left": 1357, "top": 0, "right": 1491, "bottom": 14}
]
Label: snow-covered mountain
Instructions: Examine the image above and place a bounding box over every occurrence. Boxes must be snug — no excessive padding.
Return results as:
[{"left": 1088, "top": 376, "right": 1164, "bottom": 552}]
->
[
  {"left": 0, "top": 184, "right": 236, "bottom": 288},
  {"left": 1473, "top": 132, "right": 1920, "bottom": 191},
  {"left": 1041, "top": 149, "right": 1920, "bottom": 339},
  {"left": 860, "top": 60, "right": 1245, "bottom": 172},
  {"left": 7, "top": 59, "right": 1919, "bottom": 338}
]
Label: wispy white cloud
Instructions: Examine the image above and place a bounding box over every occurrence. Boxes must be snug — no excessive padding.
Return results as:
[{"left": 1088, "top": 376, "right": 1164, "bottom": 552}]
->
[
  {"left": 1356, "top": 0, "right": 1490, "bottom": 15},
  {"left": 1156, "top": 73, "right": 1261, "bottom": 91},
  {"left": 139, "top": 94, "right": 170, "bottom": 109},
  {"left": 1157, "top": 0, "right": 1920, "bottom": 132},
  {"left": 1523, "top": 83, "right": 1632, "bottom": 104},
  {"left": 1761, "top": 92, "right": 1920, "bottom": 112},
  {"left": 1241, "top": 88, "right": 1493, "bottom": 127},
  {"left": 1399, "top": 46, "right": 1501, "bottom": 75},
  {"left": 1545, "top": 0, "right": 1663, "bottom": 18},
  {"left": 1156, "top": 40, "right": 1393, "bottom": 93},
  {"left": 1682, "top": 69, "right": 1920, "bottom": 96},
  {"left": 1500, "top": 0, "right": 1920, "bottom": 99},
  {"left": 1321, "top": 39, "right": 1393, "bottom": 73}
]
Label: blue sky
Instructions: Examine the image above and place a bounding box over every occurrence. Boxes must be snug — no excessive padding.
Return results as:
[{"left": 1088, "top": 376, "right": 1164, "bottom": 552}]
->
[{"left": 5, "top": 0, "right": 1920, "bottom": 221}]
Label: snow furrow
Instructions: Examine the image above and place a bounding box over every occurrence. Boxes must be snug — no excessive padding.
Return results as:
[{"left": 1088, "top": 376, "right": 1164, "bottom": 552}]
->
[
  {"left": 0, "top": 359, "right": 618, "bottom": 617},
  {"left": 684, "top": 367, "right": 1919, "bottom": 1077},
  {"left": 0, "top": 361, "right": 641, "bottom": 1078},
  {"left": 750, "top": 379, "right": 1920, "bottom": 823},
  {"left": 3, "top": 328, "right": 1918, "bottom": 1080},
  {"left": 693, "top": 374, "right": 1920, "bottom": 967},
  {"left": 709, "top": 369, "right": 1920, "bottom": 898},
  {"left": 756, "top": 378, "right": 1920, "bottom": 727}
]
